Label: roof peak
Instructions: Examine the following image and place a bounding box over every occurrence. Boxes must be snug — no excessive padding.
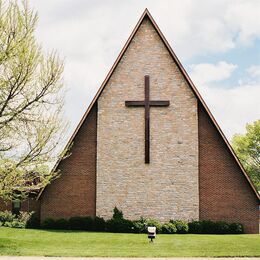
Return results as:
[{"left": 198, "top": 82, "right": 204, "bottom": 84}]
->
[{"left": 141, "top": 8, "right": 152, "bottom": 19}]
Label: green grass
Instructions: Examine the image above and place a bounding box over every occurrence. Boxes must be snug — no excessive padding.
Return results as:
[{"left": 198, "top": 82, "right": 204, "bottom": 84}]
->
[{"left": 0, "top": 227, "right": 259, "bottom": 257}]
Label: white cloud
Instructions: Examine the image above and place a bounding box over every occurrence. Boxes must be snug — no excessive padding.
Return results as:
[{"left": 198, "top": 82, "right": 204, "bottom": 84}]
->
[
  {"left": 189, "top": 61, "right": 237, "bottom": 86},
  {"left": 31, "top": 0, "right": 260, "bottom": 61},
  {"left": 224, "top": 1, "right": 260, "bottom": 46},
  {"left": 28, "top": 0, "right": 260, "bottom": 140},
  {"left": 189, "top": 61, "right": 260, "bottom": 139},
  {"left": 197, "top": 83, "right": 260, "bottom": 139},
  {"left": 247, "top": 65, "right": 260, "bottom": 78}
]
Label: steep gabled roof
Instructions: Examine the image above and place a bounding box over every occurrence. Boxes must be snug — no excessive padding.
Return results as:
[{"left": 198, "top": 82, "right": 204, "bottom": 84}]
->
[{"left": 37, "top": 9, "right": 260, "bottom": 200}]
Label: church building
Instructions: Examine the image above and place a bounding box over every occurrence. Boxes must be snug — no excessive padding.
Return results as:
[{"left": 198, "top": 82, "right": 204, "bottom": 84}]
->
[{"left": 1, "top": 9, "right": 259, "bottom": 233}]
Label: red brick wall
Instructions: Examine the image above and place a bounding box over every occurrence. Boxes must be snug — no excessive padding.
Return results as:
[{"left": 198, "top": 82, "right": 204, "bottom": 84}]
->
[
  {"left": 0, "top": 198, "right": 40, "bottom": 215},
  {"left": 20, "top": 198, "right": 40, "bottom": 217},
  {"left": 40, "top": 103, "right": 97, "bottom": 220},
  {"left": 0, "top": 199, "right": 11, "bottom": 211},
  {"left": 198, "top": 103, "right": 259, "bottom": 233}
]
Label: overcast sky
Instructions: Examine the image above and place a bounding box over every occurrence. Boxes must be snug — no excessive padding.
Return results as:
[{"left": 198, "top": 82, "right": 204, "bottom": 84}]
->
[{"left": 30, "top": 0, "right": 260, "bottom": 140}]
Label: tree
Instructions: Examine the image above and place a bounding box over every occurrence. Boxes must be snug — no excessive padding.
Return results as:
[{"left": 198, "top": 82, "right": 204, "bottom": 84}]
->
[
  {"left": 232, "top": 120, "right": 260, "bottom": 191},
  {"left": 0, "top": 0, "right": 68, "bottom": 201}
]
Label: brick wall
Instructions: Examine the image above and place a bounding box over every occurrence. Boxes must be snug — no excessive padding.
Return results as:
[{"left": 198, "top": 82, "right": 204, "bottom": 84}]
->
[
  {"left": 96, "top": 17, "right": 199, "bottom": 221},
  {"left": 0, "top": 198, "right": 40, "bottom": 217},
  {"left": 198, "top": 103, "right": 259, "bottom": 233},
  {"left": 0, "top": 199, "right": 11, "bottom": 211},
  {"left": 40, "top": 104, "right": 97, "bottom": 220}
]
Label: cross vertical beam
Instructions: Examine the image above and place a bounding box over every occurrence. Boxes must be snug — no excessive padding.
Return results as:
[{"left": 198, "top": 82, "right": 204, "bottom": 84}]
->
[
  {"left": 145, "top": 75, "right": 150, "bottom": 163},
  {"left": 125, "top": 75, "right": 170, "bottom": 164}
]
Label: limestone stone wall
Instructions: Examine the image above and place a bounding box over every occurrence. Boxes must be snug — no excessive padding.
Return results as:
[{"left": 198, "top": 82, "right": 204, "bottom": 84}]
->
[{"left": 96, "top": 17, "right": 199, "bottom": 221}]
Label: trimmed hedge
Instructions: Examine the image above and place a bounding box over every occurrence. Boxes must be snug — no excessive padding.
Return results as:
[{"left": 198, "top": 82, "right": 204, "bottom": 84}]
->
[
  {"left": 42, "top": 218, "right": 56, "bottom": 229},
  {"left": 55, "top": 218, "right": 70, "bottom": 230},
  {"left": 39, "top": 216, "right": 243, "bottom": 234},
  {"left": 39, "top": 207, "right": 244, "bottom": 235},
  {"left": 26, "top": 212, "right": 40, "bottom": 229},
  {"left": 0, "top": 209, "right": 244, "bottom": 234},
  {"left": 188, "top": 220, "right": 244, "bottom": 234}
]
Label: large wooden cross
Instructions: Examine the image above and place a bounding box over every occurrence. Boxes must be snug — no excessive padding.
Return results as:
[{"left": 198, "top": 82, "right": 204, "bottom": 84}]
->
[{"left": 125, "top": 75, "right": 170, "bottom": 164}]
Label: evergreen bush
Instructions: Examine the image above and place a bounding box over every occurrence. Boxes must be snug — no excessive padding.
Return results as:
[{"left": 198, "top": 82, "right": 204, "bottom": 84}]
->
[
  {"left": 170, "top": 220, "right": 189, "bottom": 234},
  {"left": 36, "top": 208, "right": 244, "bottom": 234},
  {"left": 92, "top": 216, "right": 106, "bottom": 231},
  {"left": 25, "top": 212, "right": 40, "bottom": 229},
  {"left": 55, "top": 218, "right": 69, "bottom": 230},
  {"left": 161, "top": 222, "right": 177, "bottom": 234},
  {"left": 69, "top": 216, "right": 86, "bottom": 230},
  {"left": 229, "top": 223, "right": 244, "bottom": 234},
  {"left": 188, "top": 220, "right": 244, "bottom": 234},
  {"left": 41, "top": 218, "right": 56, "bottom": 229},
  {"left": 112, "top": 207, "right": 124, "bottom": 220},
  {"left": 132, "top": 217, "right": 147, "bottom": 233}
]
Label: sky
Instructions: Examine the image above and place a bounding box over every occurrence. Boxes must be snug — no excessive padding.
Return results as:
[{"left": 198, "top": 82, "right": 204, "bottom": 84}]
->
[{"left": 30, "top": 0, "right": 260, "bottom": 140}]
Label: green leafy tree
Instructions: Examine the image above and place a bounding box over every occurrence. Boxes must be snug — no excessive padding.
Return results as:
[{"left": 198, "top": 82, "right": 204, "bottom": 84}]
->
[
  {"left": 0, "top": 0, "right": 68, "bottom": 201},
  {"left": 232, "top": 120, "right": 260, "bottom": 191}
]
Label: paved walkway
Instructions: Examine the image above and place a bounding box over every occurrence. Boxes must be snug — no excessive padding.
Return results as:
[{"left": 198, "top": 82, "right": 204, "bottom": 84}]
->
[{"left": 0, "top": 256, "right": 260, "bottom": 260}]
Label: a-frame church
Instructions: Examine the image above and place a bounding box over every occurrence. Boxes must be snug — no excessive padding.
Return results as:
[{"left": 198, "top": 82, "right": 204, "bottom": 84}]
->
[{"left": 1, "top": 9, "right": 259, "bottom": 233}]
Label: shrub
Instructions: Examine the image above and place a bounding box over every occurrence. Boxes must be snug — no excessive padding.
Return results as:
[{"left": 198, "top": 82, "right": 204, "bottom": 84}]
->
[
  {"left": 132, "top": 217, "right": 147, "bottom": 233},
  {"left": 215, "top": 221, "right": 230, "bottom": 234},
  {"left": 106, "top": 207, "right": 134, "bottom": 233},
  {"left": 93, "top": 216, "right": 106, "bottom": 232},
  {"left": 112, "top": 207, "right": 124, "bottom": 220},
  {"left": 4, "top": 219, "right": 25, "bottom": 228},
  {"left": 68, "top": 216, "right": 105, "bottom": 231},
  {"left": 188, "top": 220, "right": 244, "bottom": 234},
  {"left": 170, "top": 220, "right": 189, "bottom": 234},
  {"left": 31, "top": 209, "right": 245, "bottom": 234},
  {"left": 0, "top": 211, "right": 32, "bottom": 228},
  {"left": 188, "top": 220, "right": 201, "bottom": 233},
  {"left": 0, "top": 211, "right": 15, "bottom": 223},
  {"left": 202, "top": 220, "right": 216, "bottom": 234},
  {"left": 106, "top": 218, "right": 134, "bottom": 233},
  {"left": 69, "top": 216, "right": 86, "bottom": 230},
  {"left": 42, "top": 218, "right": 56, "bottom": 229},
  {"left": 229, "top": 223, "right": 244, "bottom": 234},
  {"left": 40, "top": 216, "right": 106, "bottom": 231},
  {"left": 188, "top": 220, "right": 214, "bottom": 234},
  {"left": 81, "top": 216, "right": 94, "bottom": 231},
  {"left": 161, "top": 223, "right": 177, "bottom": 234},
  {"left": 25, "top": 212, "right": 40, "bottom": 229},
  {"left": 55, "top": 218, "right": 69, "bottom": 230}
]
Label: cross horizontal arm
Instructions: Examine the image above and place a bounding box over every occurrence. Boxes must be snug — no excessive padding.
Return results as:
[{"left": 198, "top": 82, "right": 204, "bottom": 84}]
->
[
  {"left": 125, "top": 101, "right": 145, "bottom": 106},
  {"left": 149, "top": 100, "right": 170, "bottom": 106},
  {"left": 125, "top": 100, "right": 170, "bottom": 107}
]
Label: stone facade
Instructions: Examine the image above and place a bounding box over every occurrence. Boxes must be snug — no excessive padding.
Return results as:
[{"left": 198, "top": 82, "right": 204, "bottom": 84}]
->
[{"left": 96, "top": 17, "right": 199, "bottom": 221}]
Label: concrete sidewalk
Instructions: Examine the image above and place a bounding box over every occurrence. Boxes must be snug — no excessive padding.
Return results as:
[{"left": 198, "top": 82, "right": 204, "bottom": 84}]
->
[{"left": 0, "top": 256, "right": 260, "bottom": 260}]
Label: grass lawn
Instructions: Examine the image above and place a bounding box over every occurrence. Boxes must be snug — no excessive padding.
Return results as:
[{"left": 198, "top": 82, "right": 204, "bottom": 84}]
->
[{"left": 0, "top": 227, "right": 259, "bottom": 257}]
